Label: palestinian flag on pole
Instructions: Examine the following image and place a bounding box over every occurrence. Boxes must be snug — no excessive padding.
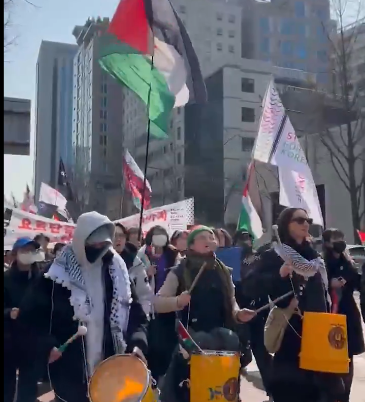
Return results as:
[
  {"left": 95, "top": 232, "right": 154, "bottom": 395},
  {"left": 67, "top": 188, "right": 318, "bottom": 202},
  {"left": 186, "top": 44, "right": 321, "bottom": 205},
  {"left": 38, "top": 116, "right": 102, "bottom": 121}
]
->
[
  {"left": 99, "top": 0, "right": 207, "bottom": 139},
  {"left": 237, "top": 162, "right": 264, "bottom": 240},
  {"left": 123, "top": 149, "right": 152, "bottom": 210},
  {"left": 177, "top": 320, "right": 201, "bottom": 354}
]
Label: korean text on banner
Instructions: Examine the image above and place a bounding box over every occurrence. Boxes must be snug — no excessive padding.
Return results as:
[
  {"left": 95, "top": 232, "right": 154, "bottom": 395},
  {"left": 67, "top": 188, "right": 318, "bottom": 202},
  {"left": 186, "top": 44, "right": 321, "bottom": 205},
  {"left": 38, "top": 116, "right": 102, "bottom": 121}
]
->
[
  {"left": 115, "top": 198, "right": 194, "bottom": 236},
  {"left": 4, "top": 204, "right": 75, "bottom": 247}
]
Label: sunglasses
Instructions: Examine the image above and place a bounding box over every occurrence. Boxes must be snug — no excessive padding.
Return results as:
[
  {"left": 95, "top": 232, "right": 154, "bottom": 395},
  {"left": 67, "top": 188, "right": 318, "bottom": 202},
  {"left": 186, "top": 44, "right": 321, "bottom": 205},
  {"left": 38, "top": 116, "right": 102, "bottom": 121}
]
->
[{"left": 291, "top": 217, "right": 313, "bottom": 225}]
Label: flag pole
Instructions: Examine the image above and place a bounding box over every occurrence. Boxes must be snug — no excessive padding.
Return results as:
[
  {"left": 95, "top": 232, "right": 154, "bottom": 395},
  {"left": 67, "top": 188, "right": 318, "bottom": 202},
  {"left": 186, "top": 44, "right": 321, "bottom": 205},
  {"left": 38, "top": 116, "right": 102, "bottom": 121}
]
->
[{"left": 137, "top": 55, "right": 154, "bottom": 241}]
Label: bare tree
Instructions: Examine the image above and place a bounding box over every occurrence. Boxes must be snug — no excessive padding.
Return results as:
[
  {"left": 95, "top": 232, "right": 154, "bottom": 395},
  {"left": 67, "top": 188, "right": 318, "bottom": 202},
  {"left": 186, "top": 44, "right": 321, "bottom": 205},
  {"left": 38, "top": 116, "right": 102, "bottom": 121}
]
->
[
  {"left": 4, "top": 0, "right": 39, "bottom": 52},
  {"left": 316, "top": 0, "right": 365, "bottom": 237}
]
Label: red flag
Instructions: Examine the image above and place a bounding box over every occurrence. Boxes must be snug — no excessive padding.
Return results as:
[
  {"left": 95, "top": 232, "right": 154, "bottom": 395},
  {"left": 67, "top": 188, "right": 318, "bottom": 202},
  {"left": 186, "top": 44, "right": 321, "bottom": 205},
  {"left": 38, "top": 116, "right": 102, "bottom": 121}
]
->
[{"left": 357, "top": 230, "right": 365, "bottom": 245}]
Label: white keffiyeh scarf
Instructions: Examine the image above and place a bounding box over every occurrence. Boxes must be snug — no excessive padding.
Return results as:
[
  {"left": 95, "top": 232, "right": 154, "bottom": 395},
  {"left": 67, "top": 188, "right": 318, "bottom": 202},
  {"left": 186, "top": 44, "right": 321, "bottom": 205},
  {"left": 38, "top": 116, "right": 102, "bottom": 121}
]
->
[{"left": 45, "top": 245, "right": 132, "bottom": 355}]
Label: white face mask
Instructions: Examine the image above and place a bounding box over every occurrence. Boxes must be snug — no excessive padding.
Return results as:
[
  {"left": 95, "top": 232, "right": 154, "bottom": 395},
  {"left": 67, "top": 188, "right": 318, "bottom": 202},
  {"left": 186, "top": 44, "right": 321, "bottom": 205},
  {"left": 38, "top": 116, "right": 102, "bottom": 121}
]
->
[
  {"left": 17, "top": 252, "right": 36, "bottom": 265},
  {"left": 152, "top": 234, "right": 168, "bottom": 247},
  {"left": 17, "top": 250, "right": 45, "bottom": 265}
]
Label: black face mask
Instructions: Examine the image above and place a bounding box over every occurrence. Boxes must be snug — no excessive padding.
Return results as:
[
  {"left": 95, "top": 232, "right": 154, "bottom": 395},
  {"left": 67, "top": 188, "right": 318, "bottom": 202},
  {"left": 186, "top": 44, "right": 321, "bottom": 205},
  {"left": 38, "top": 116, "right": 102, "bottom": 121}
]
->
[
  {"left": 332, "top": 241, "right": 346, "bottom": 254},
  {"left": 85, "top": 245, "right": 103, "bottom": 263}
]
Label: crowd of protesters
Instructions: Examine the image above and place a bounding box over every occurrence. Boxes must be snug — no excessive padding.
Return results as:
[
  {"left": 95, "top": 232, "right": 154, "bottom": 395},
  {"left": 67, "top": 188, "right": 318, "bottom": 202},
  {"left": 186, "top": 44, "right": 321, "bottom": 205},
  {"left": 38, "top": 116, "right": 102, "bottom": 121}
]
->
[{"left": 3, "top": 208, "right": 365, "bottom": 402}]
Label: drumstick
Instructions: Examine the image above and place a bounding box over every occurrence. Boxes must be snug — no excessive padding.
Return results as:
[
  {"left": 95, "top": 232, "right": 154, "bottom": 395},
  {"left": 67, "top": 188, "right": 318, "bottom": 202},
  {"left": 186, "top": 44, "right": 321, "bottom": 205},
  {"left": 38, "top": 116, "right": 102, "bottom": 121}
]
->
[
  {"left": 58, "top": 326, "right": 87, "bottom": 352},
  {"left": 254, "top": 291, "right": 294, "bottom": 314},
  {"left": 188, "top": 262, "right": 207, "bottom": 294}
]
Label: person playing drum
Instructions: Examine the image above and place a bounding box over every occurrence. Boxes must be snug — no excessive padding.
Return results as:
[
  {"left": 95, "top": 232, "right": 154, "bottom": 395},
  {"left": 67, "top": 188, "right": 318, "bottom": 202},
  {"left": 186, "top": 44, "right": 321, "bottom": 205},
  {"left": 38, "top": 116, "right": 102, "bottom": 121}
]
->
[
  {"left": 17, "top": 212, "right": 149, "bottom": 402},
  {"left": 154, "top": 225, "right": 256, "bottom": 402}
]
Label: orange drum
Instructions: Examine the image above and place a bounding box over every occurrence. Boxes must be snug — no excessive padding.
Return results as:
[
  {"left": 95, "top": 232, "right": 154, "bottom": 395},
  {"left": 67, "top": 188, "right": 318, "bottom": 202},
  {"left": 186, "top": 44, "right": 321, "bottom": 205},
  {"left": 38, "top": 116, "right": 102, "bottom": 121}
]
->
[
  {"left": 190, "top": 351, "right": 240, "bottom": 402},
  {"left": 89, "top": 354, "right": 157, "bottom": 402}
]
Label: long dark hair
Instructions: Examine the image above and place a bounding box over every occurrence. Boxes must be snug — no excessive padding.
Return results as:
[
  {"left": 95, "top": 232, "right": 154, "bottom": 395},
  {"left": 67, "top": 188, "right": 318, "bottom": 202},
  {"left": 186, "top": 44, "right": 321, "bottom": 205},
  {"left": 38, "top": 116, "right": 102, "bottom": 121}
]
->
[
  {"left": 276, "top": 207, "right": 307, "bottom": 244},
  {"left": 144, "top": 225, "right": 170, "bottom": 247}
]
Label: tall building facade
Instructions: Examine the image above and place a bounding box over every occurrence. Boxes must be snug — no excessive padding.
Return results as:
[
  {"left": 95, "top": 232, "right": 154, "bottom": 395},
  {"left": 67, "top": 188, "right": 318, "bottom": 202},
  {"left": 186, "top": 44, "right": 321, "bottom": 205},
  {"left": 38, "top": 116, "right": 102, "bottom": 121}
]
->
[
  {"left": 72, "top": 18, "right": 125, "bottom": 219},
  {"left": 34, "top": 41, "right": 77, "bottom": 201},
  {"left": 241, "top": 0, "right": 331, "bottom": 87}
]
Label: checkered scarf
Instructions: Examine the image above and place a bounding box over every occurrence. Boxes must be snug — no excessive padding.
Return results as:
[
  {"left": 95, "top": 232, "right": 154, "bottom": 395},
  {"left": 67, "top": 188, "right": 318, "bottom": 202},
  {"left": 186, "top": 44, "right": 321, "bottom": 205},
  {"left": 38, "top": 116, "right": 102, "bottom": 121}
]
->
[{"left": 49, "top": 245, "right": 131, "bottom": 354}]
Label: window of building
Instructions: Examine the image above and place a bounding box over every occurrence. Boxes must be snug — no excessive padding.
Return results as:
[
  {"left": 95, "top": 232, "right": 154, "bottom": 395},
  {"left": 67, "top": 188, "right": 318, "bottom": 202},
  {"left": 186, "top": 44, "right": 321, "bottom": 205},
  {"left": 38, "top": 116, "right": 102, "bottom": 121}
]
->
[
  {"left": 280, "top": 19, "right": 293, "bottom": 35},
  {"left": 260, "top": 37, "right": 270, "bottom": 54},
  {"left": 228, "top": 45, "right": 235, "bottom": 53},
  {"left": 177, "top": 127, "right": 181, "bottom": 140},
  {"left": 217, "top": 43, "right": 222, "bottom": 51},
  {"left": 170, "top": 143, "right": 173, "bottom": 151},
  {"left": 297, "top": 23, "right": 306, "bottom": 37},
  {"left": 282, "top": 41, "right": 294, "bottom": 56},
  {"left": 317, "top": 25, "right": 327, "bottom": 43},
  {"left": 241, "top": 78, "right": 255, "bottom": 93},
  {"left": 228, "top": 30, "right": 235, "bottom": 38},
  {"left": 217, "top": 27, "right": 223, "bottom": 36},
  {"left": 296, "top": 43, "right": 307, "bottom": 59},
  {"left": 228, "top": 14, "right": 235, "bottom": 23},
  {"left": 295, "top": 2, "right": 305, "bottom": 18},
  {"left": 179, "top": 5, "right": 186, "bottom": 14},
  {"left": 315, "top": 6, "right": 327, "bottom": 21},
  {"left": 100, "top": 110, "right": 107, "bottom": 119},
  {"left": 259, "top": 17, "right": 270, "bottom": 34},
  {"left": 177, "top": 152, "right": 182, "bottom": 164},
  {"left": 317, "top": 49, "right": 327, "bottom": 62},
  {"left": 163, "top": 145, "right": 167, "bottom": 154},
  {"left": 101, "top": 97, "right": 107, "bottom": 108},
  {"left": 241, "top": 107, "right": 255, "bottom": 123},
  {"left": 241, "top": 137, "right": 255, "bottom": 152},
  {"left": 217, "top": 12, "right": 223, "bottom": 21},
  {"left": 177, "top": 177, "right": 182, "bottom": 191},
  {"left": 100, "top": 122, "right": 107, "bottom": 132}
]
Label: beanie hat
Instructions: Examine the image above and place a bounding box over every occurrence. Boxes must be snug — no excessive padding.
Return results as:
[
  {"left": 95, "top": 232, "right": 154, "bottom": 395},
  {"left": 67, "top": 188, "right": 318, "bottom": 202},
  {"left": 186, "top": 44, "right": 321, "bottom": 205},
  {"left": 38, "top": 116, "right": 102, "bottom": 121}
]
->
[{"left": 187, "top": 226, "right": 214, "bottom": 247}]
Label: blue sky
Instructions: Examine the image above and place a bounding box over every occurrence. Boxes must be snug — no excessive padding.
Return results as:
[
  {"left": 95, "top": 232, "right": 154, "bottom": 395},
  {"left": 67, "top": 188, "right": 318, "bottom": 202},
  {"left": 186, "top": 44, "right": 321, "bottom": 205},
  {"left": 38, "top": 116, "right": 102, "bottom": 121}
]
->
[{"left": 4, "top": 0, "right": 119, "bottom": 201}]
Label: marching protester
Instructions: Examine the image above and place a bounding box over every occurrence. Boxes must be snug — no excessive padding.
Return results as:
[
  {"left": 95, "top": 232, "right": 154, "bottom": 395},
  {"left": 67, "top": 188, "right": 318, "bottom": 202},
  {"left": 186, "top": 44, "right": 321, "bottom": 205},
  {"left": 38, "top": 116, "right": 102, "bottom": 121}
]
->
[
  {"left": 213, "top": 227, "right": 233, "bottom": 248},
  {"left": 138, "top": 225, "right": 181, "bottom": 384},
  {"left": 17, "top": 212, "right": 148, "bottom": 402},
  {"left": 154, "top": 225, "right": 256, "bottom": 402},
  {"left": 170, "top": 230, "right": 188, "bottom": 256},
  {"left": 34, "top": 233, "right": 53, "bottom": 261},
  {"left": 238, "top": 230, "right": 272, "bottom": 399},
  {"left": 52, "top": 242, "right": 66, "bottom": 258},
  {"left": 127, "top": 226, "right": 142, "bottom": 249},
  {"left": 114, "top": 223, "right": 152, "bottom": 315},
  {"left": 4, "top": 249, "right": 13, "bottom": 270},
  {"left": 4, "top": 237, "right": 45, "bottom": 402},
  {"left": 322, "top": 228, "right": 364, "bottom": 401},
  {"left": 243, "top": 208, "right": 344, "bottom": 402}
]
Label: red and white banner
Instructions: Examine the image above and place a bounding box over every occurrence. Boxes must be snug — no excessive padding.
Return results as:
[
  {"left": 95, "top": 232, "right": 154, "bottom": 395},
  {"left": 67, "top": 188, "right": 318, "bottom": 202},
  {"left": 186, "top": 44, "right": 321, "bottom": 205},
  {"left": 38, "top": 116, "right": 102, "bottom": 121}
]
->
[
  {"left": 114, "top": 198, "right": 194, "bottom": 236},
  {"left": 4, "top": 198, "right": 194, "bottom": 248},
  {"left": 4, "top": 204, "right": 75, "bottom": 248}
]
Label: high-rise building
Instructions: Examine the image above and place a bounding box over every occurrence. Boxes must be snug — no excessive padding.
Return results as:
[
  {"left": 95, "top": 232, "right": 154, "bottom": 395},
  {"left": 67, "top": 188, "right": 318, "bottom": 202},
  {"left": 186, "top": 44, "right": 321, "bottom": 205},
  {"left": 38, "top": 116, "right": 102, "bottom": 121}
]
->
[
  {"left": 241, "top": 0, "right": 331, "bottom": 87},
  {"left": 72, "top": 18, "right": 125, "bottom": 219},
  {"left": 122, "top": 0, "right": 244, "bottom": 213},
  {"left": 34, "top": 41, "right": 77, "bottom": 201}
]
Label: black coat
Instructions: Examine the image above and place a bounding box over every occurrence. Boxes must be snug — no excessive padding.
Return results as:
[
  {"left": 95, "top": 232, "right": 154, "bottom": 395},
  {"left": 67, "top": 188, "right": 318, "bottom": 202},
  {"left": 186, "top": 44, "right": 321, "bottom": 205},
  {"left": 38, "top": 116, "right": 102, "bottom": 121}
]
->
[
  {"left": 4, "top": 262, "right": 41, "bottom": 355},
  {"left": 17, "top": 251, "right": 148, "bottom": 400},
  {"left": 325, "top": 253, "right": 364, "bottom": 356},
  {"left": 361, "top": 263, "right": 365, "bottom": 323},
  {"left": 242, "top": 244, "right": 340, "bottom": 395}
]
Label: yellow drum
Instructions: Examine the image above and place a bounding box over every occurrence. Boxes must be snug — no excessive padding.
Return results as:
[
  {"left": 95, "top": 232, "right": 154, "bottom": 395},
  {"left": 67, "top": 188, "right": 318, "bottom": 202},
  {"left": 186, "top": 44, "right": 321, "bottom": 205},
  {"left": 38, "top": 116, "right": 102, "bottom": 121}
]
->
[
  {"left": 190, "top": 351, "right": 240, "bottom": 402},
  {"left": 299, "top": 312, "right": 350, "bottom": 374},
  {"left": 89, "top": 354, "right": 158, "bottom": 402}
]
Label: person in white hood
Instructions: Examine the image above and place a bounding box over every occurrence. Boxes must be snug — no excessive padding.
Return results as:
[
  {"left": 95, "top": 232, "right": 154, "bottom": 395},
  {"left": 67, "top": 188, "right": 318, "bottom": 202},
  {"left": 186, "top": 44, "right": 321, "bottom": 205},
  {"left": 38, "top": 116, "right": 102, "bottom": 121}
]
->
[{"left": 18, "top": 212, "right": 148, "bottom": 402}]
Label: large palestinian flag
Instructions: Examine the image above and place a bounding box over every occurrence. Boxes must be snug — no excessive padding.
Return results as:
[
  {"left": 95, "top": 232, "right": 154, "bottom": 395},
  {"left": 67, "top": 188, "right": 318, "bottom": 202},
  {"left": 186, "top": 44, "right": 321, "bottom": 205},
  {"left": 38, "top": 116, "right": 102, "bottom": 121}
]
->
[{"left": 99, "top": 0, "right": 207, "bottom": 139}]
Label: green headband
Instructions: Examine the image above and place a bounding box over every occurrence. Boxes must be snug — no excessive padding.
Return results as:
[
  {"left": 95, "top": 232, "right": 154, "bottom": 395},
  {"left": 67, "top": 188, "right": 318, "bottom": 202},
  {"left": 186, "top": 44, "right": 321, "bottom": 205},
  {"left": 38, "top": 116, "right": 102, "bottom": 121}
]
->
[{"left": 187, "top": 226, "right": 214, "bottom": 247}]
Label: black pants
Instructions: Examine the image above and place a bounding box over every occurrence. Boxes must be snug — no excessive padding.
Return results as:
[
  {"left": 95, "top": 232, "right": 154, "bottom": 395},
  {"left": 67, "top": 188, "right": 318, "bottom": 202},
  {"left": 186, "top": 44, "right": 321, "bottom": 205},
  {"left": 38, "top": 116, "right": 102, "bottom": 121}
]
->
[
  {"left": 4, "top": 352, "right": 39, "bottom": 402},
  {"left": 249, "top": 317, "right": 272, "bottom": 394}
]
